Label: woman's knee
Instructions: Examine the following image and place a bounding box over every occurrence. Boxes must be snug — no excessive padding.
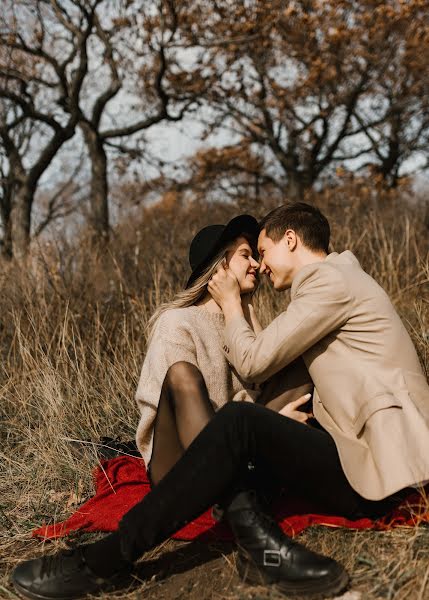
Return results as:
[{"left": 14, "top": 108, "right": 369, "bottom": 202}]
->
[{"left": 164, "top": 361, "right": 204, "bottom": 389}]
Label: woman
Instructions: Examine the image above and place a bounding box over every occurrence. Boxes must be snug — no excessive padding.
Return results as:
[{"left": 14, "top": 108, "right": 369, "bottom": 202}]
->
[
  {"left": 138, "top": 214, "right": 262, "bottom": 485},
  {"left": 12, "top": 215, "right": 343, "bottom": 600}
]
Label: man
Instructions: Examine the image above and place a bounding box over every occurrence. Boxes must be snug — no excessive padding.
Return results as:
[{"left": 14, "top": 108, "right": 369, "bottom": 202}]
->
[{"left": 208, "top": 202, "right": 429, "bottom": 500}]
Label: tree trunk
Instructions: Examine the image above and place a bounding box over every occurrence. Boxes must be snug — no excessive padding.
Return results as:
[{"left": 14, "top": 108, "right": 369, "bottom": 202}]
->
[
  {"left": 80, "top": 122, "right": 109, "bottom": 241},
  {"left": 0, "top": 188, "right": 13, "bottom": 260},
  {"left": 10, "top": 183, "right": 33, "bottom": 259},
  {"left": 0, "top": 213, "right": 12, "bottom": 260},
  {"left": 285, "top": 172, "right": 306, "bottom": 201}
]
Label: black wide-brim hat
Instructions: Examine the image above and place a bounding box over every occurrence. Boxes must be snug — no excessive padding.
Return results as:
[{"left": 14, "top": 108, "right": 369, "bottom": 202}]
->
[{"left": 185, "top": 214, "right": 259, "bottom": 288}]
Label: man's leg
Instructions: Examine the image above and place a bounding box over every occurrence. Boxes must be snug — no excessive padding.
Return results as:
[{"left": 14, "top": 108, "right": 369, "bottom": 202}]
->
[
  {"left": 13, "top": 403, "right": 355, "bottom": 599},
  {"left": 119, "top": 402, "right": 385, "bottom": 559}
]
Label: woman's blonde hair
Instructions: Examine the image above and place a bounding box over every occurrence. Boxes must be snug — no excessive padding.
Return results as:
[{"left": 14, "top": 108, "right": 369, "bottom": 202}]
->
[{"left": 145, "top": 246, "right": 229, "bottom": 342}]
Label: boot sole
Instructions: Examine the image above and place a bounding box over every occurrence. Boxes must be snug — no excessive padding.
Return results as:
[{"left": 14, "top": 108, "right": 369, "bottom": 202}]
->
[
  {"left": 237, "top": 557, "right": 350, "bottom": 597},
  {"left": 13, "top": 579, "right": 79, "bottom": 600},
  {"left": 12, "top": 573, "right": 132, "bottom": 600}
]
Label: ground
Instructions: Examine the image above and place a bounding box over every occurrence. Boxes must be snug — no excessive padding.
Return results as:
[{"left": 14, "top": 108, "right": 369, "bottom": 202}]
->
[{"left": 2, "top": 525, "right": 429, "bottom": 599}]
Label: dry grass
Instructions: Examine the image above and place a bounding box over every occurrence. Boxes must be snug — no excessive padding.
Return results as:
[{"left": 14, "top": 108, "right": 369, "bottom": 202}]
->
[{"left": 0, "top": 190, "right": 428, "bottom": 599}]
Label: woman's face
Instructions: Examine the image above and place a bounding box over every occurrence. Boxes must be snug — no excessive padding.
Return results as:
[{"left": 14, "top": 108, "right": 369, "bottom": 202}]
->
[{"left": 225, "top": 236, "right": 260, "bottom": 294}]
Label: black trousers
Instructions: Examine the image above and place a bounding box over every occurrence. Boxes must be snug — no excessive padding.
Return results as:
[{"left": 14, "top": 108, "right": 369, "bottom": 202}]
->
[{"left": 119, "top": 402, "right": 405, "bottom": 562}]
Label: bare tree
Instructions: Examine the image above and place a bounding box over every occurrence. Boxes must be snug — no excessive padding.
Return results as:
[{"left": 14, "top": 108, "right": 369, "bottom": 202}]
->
[
  {"left": 0, "top": 0, "right": 98, "bottom": 258},
  {"left": 178, "top": 0, "right": 429, "bottom": 199},
  {"left": 32, "top": 150, "right": 87, "bottom": 238},
  {"left": 76, "top": 0, "right": 198, "bottom": 240},
  {"left": 0, "top": 1, "right": 201, "bottom": 254},
  {"left": 348, "top": 12, "right": 429, "bottom": 187}
]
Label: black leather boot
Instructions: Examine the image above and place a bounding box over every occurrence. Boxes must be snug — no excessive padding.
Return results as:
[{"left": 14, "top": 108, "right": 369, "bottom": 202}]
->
[
  {"left": 12, "top": 546, "right": 132, "bottom": 600},
  {"left": 226, "top": 491, "right": 349, "bottom": 597}
]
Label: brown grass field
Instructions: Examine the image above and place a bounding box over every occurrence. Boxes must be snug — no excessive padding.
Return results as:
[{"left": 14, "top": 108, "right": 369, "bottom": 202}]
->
[{"left": 1, "top": 190, "right": 428, "bottom": 599}]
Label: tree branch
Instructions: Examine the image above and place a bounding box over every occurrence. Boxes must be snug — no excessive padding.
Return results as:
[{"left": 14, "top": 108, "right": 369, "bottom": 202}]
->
[
  {"left": 90, "top": 13, "right": 121, "bottom": 128},
  {"left": 0, "top": 88, "right": 62, "bottom": 132}
]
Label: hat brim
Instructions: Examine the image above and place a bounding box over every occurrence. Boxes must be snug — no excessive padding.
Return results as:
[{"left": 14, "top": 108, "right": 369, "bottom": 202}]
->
[{"left": 185, "top": 214, "right": 259, "bottom": 289}]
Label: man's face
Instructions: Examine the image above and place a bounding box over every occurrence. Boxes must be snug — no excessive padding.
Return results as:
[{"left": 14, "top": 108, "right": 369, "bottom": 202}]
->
[
  {"left": 257, "top": 229, "right": 295, "bottom": 290},
  {"left": 226, "top": 236, "right": 260, "bottom": 294}
]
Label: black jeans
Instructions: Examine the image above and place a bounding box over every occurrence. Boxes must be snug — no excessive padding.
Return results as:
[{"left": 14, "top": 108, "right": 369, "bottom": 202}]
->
[{"left": 119, "top": 402, "right": 405, "bottom": 562}]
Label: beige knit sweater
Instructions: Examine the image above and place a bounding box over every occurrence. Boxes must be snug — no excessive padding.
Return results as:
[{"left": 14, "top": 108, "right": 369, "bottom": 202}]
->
[{"left": 135, "top": 305, "right": 259, "bottom": 465}]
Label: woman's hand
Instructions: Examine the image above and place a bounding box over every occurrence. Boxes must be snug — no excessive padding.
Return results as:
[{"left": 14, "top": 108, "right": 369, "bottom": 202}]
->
[{"left": 279, "top": 393, "right": 313, "bottom": 424}]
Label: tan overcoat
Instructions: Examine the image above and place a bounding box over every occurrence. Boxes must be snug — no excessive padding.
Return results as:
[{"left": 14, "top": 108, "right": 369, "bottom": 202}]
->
[{"left": 223, "top": 251, "right": 429, "bottom": 500}]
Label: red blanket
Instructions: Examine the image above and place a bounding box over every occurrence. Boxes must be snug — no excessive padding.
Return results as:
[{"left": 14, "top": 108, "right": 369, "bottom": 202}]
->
[{"left": 33, "top": 456, "right": 429, "bottom": 541}]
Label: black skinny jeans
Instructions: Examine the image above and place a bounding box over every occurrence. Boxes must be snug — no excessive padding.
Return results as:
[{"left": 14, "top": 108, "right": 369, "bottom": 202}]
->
[{"left": 119, "top": 402, "right": 404, "bottom": 562}]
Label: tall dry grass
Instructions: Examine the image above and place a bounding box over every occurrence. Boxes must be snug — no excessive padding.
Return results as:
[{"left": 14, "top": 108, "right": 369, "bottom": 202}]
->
[{"left": 0, "top": 188, "right": 428, "bottom": 598}]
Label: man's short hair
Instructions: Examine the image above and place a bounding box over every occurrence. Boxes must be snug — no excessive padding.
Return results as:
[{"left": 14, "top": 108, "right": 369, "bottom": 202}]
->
[{"left": 259, "top": 202, "right": 330, "bottom": 253}]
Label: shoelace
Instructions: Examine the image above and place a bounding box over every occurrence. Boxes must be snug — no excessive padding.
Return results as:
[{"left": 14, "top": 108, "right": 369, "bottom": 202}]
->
[
  {"left": 40, "top": 549, "right": 79, "bottom": 579},
  {"left": 246, "top": 509, "right": 300, "bottom": 549}
]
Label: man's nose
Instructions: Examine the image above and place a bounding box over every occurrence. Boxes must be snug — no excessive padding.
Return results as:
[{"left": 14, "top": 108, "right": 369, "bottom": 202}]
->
[{"left": 259, "top": 260, "right": 266, "bottom": 274}]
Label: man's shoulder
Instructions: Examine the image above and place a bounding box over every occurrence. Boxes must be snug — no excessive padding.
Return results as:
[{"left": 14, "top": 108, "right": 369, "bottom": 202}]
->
[
  {"left": 293, "top": 251, "right": 363, "bottom": 286},
  {"left": 326, "top": 250, "right": 363, "bottom": 270},
  {"left": 292, "top": 256, "right": 346, "bottom": 291}
]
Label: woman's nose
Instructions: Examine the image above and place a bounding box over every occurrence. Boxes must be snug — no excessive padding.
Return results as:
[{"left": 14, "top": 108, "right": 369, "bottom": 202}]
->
[{"left": 250, "top": 256, "right": 260, "bottom": 268}]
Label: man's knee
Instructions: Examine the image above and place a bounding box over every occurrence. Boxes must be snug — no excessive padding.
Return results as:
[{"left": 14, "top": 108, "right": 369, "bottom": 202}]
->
[
  {"left": 214, "top": 402, "right": 259, "bottom": 445},
  {"left": 217, "top": 401, "right": 255, "bottom": 421}
]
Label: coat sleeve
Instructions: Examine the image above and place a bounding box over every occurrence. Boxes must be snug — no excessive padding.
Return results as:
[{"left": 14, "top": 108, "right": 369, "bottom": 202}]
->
[{"left": 223, "top": 263, "right": 351, "bottom": 383}]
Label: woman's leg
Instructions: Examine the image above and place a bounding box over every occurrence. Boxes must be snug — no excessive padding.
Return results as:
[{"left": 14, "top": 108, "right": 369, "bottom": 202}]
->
[{"left": 148, "top": 361, "right": 216, "bottom": 485}]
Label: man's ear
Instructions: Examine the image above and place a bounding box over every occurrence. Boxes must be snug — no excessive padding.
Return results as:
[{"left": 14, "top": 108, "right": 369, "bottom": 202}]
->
[{"left": 284, "top": 229, "right": 298, "bottom": 251}]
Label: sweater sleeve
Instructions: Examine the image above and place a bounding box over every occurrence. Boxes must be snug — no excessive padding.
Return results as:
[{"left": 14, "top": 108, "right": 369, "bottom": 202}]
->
[
  {"left": 136, "top": 311, "right": 199, "bottom": 405},
  {"left": 135, "top": 311, "right": 200, "bottom": 462},
  {"left": 153, "top": 312, "right": 199, "bottom": 368}
]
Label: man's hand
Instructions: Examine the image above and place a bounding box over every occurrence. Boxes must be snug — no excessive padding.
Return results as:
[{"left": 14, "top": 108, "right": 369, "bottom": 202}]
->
[
  {"left": 241, "top": 293, "right": 263, "bottom": 334},
  {"left": 208, "top": 262, "right": 242, "bottom": 317},
  {"left": 279, "top": 393, "right": 313, "bottom": 424}
]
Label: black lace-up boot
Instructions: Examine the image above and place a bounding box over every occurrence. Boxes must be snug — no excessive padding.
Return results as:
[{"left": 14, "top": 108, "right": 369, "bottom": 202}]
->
[
  {"left": 226, "top": 491, "right": 349, "bottom": 597},
  {"left": 12, "top": 546, "right": 132, "bottom": 600}
]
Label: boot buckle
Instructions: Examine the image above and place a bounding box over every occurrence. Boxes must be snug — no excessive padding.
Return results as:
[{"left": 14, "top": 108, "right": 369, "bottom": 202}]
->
[{"left": 263, "top": 550, "right": 281, "bottom": 567}]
